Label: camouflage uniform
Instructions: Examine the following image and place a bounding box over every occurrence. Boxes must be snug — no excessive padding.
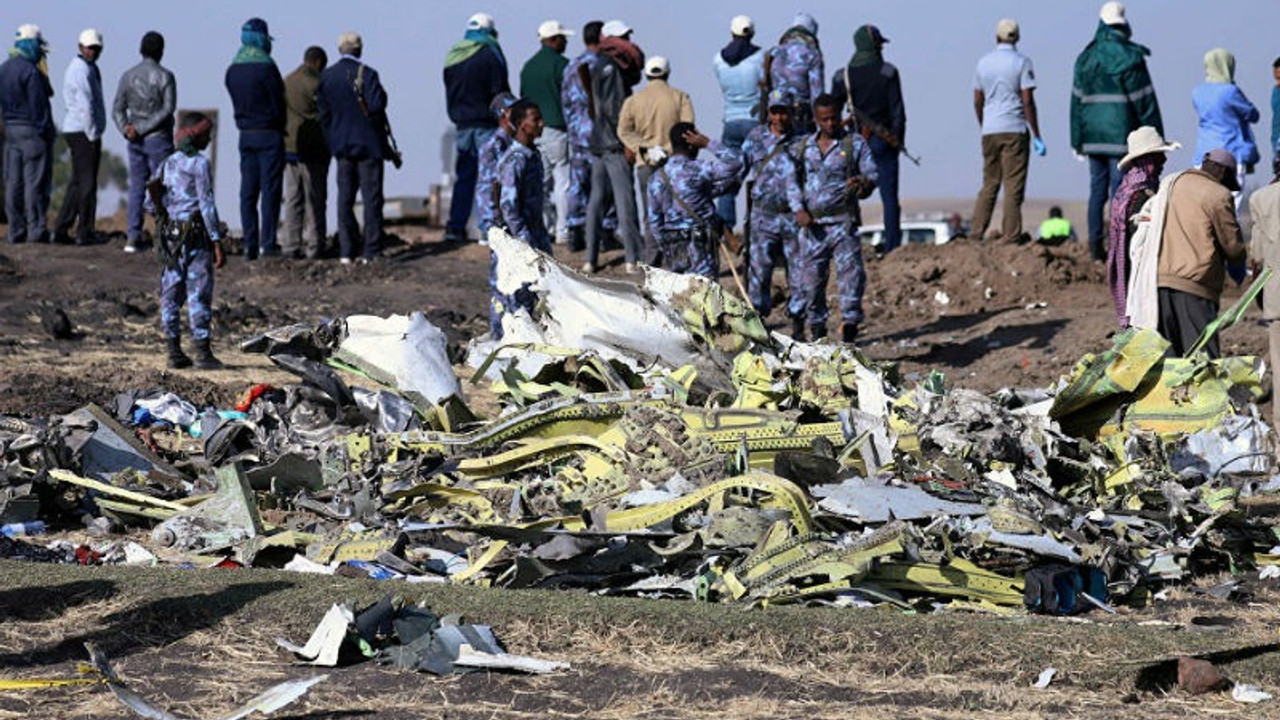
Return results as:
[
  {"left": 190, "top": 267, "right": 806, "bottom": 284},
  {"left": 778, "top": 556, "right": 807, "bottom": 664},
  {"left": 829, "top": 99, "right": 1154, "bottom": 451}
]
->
[
  {"left": 475, "top": 127, "right": 512, "bottom": 239},
  {"left": 147, "top": 150, "right": 222, "bottom": 342},
  {"left": 787, "top": 130, "right": 876, "bottom": 329},
  {"left": 646, "top": 141, "right": 743, "bottom": 278},
  {"left": 562, "top": 51, "right": 616, "bottom": 233},
  {"left": 490, "top": 141, "right": 551, "bottom": 337},
  {"left": 742, "top": 123, "right": 801, "bottom": 318},
  {"left": 767, "top": 30, "right": 824, "bottom": 134}
]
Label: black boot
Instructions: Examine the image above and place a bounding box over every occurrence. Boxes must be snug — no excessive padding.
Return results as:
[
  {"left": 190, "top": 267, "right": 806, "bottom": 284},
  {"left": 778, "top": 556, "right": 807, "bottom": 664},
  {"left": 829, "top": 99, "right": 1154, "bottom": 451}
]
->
[
  {"left": 842, "top": 323, "right": 859, "bottom": 344},
  {"left": 166, "top": 337, "right": 192, "bottom": 369},
  {"left": 192, "top": 339, "right": 224, "bottom": 370},
  {"left": 809, "top": 323, "right": 828, "bottom": 340},
  {"left": 568, "top": 225, "right": 585, "bottom": 252},
  {"left": 790, "top": 315, "right": 807, "bottom": 341}
]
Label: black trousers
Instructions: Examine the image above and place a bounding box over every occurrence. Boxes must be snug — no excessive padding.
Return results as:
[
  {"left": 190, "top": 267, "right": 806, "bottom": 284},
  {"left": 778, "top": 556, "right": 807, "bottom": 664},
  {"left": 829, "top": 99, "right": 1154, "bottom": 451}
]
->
[
  {"left": 335, "top": 156, "right": 384, "bottom": 260},
  {"left": 54, "top": 131, "right": 101, "bottom": 240},
  {"left": 1157, "top": 287, "right": 1219, "bottom": 358}
]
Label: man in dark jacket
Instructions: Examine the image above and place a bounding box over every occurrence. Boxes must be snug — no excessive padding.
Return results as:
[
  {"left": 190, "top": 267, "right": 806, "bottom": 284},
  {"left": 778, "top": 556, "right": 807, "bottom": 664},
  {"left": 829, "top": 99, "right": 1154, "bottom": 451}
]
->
[
  {"left": 113, "top": 31, "right": 176, "bottom": 253},
  {"left": 582, "top": 19, "right": 645, "bottom": 273},
  {"left": 282, "top": 46, "right": 329, "bottom": 259},
  {"left": 1070, "top": 1, "right": 1163, "bottom": 261},
  {"left": 318, "top": 32, "right": 388, "bottom": 264},
  {"left": 0, "top": 24, "right": 54, "bottom": 245},
  {"left": 831, "top": 25, "right": 905, "bottom": 253},
  {"left": 443, "top": 13, "right": 509, "bottom": 243},
  {"left": 225, "top": 17, "right": 286, "bottom": 260}
]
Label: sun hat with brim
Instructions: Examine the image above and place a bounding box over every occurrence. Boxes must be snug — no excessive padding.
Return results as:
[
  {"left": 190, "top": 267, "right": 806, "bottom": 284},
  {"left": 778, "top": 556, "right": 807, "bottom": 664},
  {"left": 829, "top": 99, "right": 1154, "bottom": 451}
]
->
[{"left": 1118, "top": 126, "right": 1180, "bottom": 169}]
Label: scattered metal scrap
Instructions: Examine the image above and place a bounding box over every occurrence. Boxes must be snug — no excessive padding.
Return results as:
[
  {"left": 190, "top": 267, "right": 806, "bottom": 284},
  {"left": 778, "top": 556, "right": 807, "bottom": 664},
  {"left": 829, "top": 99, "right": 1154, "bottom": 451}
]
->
[{"left": 0, "top": 227, "right": 1278, "bottom": 623}]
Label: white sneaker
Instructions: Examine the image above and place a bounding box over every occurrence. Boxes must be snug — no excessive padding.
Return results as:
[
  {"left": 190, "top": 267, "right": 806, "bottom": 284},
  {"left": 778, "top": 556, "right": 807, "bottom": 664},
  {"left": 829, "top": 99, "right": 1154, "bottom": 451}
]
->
[
  {"left": 339, "top": 257, "right": 352, "bottom": 265},
  {"left": 580, "top": 261, "right": 595, "bottom": 274},
  {"left": 123, "top": 240, "right": 140, "bottom": 254},
  {"left": 624, "top": 262, "right": 638, "bottom": 275}
]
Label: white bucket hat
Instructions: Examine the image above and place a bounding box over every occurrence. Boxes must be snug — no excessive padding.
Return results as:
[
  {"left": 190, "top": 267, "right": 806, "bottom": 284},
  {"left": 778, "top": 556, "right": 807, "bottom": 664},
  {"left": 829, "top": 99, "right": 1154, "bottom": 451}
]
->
[{"left": 1118, "top": 126, "right": 1180, "bottom": 169}]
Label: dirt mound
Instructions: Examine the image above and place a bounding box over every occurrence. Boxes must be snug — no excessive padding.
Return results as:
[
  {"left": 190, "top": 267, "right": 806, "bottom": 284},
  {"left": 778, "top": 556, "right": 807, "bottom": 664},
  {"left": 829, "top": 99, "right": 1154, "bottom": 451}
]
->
[
  {"left": 0, "top": 252, "right": 19, "bottom": 284},
  {"left": 0, "top": 363, "right": 234, "bottom": 417}
]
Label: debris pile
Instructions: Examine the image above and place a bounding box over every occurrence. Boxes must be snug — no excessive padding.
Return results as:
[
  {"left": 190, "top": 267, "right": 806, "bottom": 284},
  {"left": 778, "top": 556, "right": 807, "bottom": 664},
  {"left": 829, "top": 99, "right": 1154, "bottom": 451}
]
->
[{"left": 1, "top": 228, "right": 1277, "bottom": 617}]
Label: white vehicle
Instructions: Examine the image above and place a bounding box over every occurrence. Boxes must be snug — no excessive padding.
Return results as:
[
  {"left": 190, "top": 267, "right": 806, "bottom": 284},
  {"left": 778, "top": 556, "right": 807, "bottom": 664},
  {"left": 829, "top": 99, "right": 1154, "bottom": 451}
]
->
[{"left": 858, "top": 221, "right": 959, "bottom": 249}]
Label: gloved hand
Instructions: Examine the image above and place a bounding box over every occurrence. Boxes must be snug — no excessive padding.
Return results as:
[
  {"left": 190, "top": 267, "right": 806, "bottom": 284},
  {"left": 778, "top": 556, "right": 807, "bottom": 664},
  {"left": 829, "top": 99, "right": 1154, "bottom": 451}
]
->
[{"left": 1032, "top": 137, "right": 1046, "bottom": 157}]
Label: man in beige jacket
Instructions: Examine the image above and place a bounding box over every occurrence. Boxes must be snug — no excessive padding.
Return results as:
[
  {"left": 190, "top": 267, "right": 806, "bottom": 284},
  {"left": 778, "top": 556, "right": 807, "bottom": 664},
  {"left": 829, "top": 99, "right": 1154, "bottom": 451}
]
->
[
  {"left": 1157, "top": 147, "right": 1247, "bottom": 357},
  {"left": 617, "top": 55, "right": 693, "bottom": 266},
  {"left": 1249, "top": 155, "right": 1280, "bottom": 427}
]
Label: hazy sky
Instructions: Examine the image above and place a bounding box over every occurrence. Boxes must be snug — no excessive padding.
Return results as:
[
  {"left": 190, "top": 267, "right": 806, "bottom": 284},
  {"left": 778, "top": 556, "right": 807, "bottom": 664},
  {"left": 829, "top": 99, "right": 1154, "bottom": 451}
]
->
[{"left": 21, "top": 0, "right": 1280, "bottom": 228}]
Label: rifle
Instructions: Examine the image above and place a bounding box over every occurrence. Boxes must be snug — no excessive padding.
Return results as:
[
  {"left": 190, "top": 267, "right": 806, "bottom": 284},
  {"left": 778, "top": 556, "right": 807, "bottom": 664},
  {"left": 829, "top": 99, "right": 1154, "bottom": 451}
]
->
[
  {"left": 755, "top": 51, "right": 774, "bottom": 122},
  {"left": 355, "top": 64, "right": 402, "bottom": 169},
  {"left": 578, "top": 61, "right": 595, "bottom": 122},
  {"left": 841, "top": 67, "right": 921, "bottom": 166}
]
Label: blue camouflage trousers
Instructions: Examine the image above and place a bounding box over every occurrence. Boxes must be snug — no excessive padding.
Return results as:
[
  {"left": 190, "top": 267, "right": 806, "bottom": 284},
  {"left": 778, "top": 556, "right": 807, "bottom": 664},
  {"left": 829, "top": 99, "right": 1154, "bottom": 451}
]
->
[
  {"left": 489, "top": 234, "right": 553, "bottom": 338},
  {"left": 660, "top": 226, "right": 719, "bottom": 279},
  {"left": 796, "top": 220, "right": 865, "bottom": 327},
  {"left": 160, "top": 246, "right": 214, "bottom": 341},
  {"left": 747, "top": 208, "right": 803, "bottom": 318},
  {"left": 567, "top": 145, "right": 616, "bottom": 230}
]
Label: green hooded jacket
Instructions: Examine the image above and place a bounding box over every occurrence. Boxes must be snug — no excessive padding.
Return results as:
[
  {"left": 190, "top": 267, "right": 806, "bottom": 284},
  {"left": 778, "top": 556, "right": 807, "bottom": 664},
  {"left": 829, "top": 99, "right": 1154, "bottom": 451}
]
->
[{"left": 1070, "top": 22, "right": 1163, "bottom": 156}]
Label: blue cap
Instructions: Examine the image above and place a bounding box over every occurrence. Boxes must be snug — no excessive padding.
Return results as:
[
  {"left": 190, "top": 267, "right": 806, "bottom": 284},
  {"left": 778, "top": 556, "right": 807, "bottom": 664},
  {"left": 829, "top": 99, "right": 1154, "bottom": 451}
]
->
[{"left": 242, "top": 17, "right": 272, "bottom": 38}]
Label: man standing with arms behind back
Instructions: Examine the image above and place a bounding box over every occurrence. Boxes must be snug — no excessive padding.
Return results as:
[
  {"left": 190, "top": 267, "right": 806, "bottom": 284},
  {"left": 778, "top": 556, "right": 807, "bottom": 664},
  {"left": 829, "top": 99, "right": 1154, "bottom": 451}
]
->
[
  {"left": 520, "top": 20, "right": 572, "bottom": 246},
  {"left": 114, "top": 30, "right": 175, "bottom": 254},
  {"left": 1070, "top": 1, "right": 1162, "bottom": 261},
  {"left": 53, "top": 28, "right": 105, "bottom": 246},
  {"left": 318, "top": 32, "right": 389, "bottom": 264},
  {"left": 443, "top": 13, "right": 509, "bottom": 244},
  {"left": 282, "top": 46, "right": 330, "bottom": 260},
  {"left": 0, "top": 24, "right": 54, "bottom": 246},
  {"left": 969, "top": 18, "right": 1044, "bottom": 244},
  {"left": 225, "top": 17, "right": 286, "bottom": 260}
]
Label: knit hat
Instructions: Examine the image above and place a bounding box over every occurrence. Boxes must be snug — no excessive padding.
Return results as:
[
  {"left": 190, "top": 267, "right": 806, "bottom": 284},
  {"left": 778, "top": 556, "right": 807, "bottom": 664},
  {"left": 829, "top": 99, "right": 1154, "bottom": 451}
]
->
[
  {"left": 996, "top": 19, "right": 1019, "bottom": 43},
  {"left": 1118, "top": 126, "right": 1180, "bottom": 169},
  {"left": 1100, "top": 2, "right": 1127, "bottom": 26}
]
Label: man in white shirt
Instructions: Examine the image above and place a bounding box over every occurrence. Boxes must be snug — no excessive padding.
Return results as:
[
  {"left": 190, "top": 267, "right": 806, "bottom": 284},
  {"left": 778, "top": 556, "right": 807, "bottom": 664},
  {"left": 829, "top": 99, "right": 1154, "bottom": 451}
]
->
[
  {"left": 969, "top": 19, "right": 1043, "bottom": 243},
  {"left": 53, "top": 28, "right": 106, "bottom": 245}
]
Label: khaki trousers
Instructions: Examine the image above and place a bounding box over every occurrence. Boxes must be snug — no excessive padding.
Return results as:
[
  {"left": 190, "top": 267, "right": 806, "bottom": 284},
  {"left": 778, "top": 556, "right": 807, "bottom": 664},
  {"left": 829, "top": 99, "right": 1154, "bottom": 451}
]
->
[{"left": 970, "top": 132, "right": 1030, "bottom": 242}]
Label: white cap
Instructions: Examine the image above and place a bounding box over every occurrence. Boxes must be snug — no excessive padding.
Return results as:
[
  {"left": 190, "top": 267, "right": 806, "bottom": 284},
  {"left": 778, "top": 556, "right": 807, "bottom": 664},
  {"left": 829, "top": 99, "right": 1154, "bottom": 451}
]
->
[
  {"left": 15, "top": 24, "right": 43, "bottom": 43},
  {"left": 996, "top": 19, "right": 1019, "bottom": 42},
  {"left": 730, "top": 15, "right": 754, "bottom": 36},
  {"left": 644, "top": 55, "right": 669, "bottom": 78},
  {"left": 78, "top": 28, "right": 102, "bottom": 48},
  {"left": 467, "top": 13, "right": 495, "bottom": 31},
  {"left": 602, "top": 20, "right": 632, "bottom": 38},
  {"left": 1100, "top": 1, "right": 1127, "bottom": 26},
  {"left": 537, "top": 20, "right": 574, "bottom": 40}
]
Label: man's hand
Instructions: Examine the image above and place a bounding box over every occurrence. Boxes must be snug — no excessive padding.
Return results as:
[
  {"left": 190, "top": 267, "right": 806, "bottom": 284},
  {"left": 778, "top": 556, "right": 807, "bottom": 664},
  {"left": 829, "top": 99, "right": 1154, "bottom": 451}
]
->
[
  {"left": 212, "top": 242, "right": 226, "bottom": 270},
  {"left": 795, "top": 209, "right": 813, "bottom": 227},
  {"left": 623, "top": 146, "right": 636, "bottom": 165},
  {"left": 124, "top": 124, "right": 139, "bottom": 142},
  {"left": 682, "top": 129, "right": 711, "bottom": 149}
]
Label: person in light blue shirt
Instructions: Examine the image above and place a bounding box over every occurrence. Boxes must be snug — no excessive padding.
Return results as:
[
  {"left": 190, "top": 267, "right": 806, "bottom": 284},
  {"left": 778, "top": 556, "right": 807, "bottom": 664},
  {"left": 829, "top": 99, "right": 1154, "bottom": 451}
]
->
[
  {"left": 712, "top": 15, "right": 764, "bottom": 229},
  {"left": 1193, "top": 48, "right": 1259, "bottom": 209},
  {"left": 54, "top": 28, "right": 106, "bottom": 245},
  {"left": 969, "top": 18, "right": 1042, "bottom": 244}
]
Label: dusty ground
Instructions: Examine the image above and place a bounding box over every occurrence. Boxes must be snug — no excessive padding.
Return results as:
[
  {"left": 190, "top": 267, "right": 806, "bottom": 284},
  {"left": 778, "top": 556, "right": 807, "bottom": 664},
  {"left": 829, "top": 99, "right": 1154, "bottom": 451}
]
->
[{"left": 0, "top": 211, "right": 1276, "bottom": 718}]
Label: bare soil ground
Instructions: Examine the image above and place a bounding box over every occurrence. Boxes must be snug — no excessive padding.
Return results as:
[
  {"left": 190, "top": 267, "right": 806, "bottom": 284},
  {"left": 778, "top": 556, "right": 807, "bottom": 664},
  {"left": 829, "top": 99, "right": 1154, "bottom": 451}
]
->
[{"left": 0, "top": 211, "right": 1276, "bottom": 718}]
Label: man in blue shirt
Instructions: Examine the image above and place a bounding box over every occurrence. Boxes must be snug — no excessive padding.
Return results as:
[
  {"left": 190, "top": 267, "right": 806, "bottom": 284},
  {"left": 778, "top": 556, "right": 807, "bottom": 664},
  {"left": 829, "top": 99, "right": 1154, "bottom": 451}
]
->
[
  {"left": 970, "top": 19, "right": 1043, "bottom": 244},
  {"left": 225, "top": 17, "right": 286, "bottom": 260},
  {"left": 743, "top": 94, "right": 799, "bottom": 322},
  {"left": 0, "top": 24, "right": 54, "bottom": 245},
  {"left": 646, "top": 121, "right": 743, "bottom": 279},
  {"left": 475, "top": 93, "right": 517, "bottom": 243},
  {"left": 788, "top": 94, "right": 877, "bottom": 343},
  {"left": 491, "top": 99, "right": 549, "bottom": 338}
]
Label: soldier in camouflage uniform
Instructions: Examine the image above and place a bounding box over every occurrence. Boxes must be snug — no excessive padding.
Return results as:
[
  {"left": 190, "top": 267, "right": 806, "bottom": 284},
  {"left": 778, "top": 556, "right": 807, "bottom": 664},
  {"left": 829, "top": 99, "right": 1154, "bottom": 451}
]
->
[
  {"left": 787, "top": 94, "right": 876, "bottom": 343},
  {"left": 561, "top": 20, "right": 614, "bottom": 251},
  {"left": 474, "top": 92, "right": 517, "bottom": 245},
  {"left": 491, "top": 100, "right": 551, "bottom": 338},
  {"left": 646, "top": 121, "right": 743, "bottom": 278},
  {"left": 146, "top": 112, "right": 226, "bottom": 370},
  {"left": 743, "top": 92, "right": 800, "bottom": 320},
  {"left": 764, "top": 12, "right": 824, "bottom": 135}
]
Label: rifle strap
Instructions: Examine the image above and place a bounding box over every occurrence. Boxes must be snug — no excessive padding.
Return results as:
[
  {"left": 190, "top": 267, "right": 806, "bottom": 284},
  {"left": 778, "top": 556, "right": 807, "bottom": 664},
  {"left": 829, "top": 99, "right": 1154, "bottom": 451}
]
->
[{"left": 657, "top": 165, "right": 703, "bottom": 224}]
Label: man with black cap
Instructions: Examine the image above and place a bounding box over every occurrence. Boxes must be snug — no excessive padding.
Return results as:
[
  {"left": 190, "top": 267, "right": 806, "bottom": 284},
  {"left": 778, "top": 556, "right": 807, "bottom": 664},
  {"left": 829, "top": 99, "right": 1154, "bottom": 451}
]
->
[
  {"left": 831, "top": 24, "right": 906, "bottom": 253},
  {"left": 225, "top": 17, "right": 286, "bottom": 260},
  {"left": 1156, "top": 148, "right": 1247, "bottom": 357},
  {"left": 113, "top": 30, "right": 176, "bottom": 254}
]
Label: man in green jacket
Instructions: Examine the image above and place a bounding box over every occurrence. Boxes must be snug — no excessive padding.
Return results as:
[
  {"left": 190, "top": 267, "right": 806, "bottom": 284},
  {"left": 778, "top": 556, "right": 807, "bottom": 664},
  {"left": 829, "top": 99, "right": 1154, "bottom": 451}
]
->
[
  {"left": 520, "top": 20, "right": 573, "bottom": 245},
  {"left": 1069, "top": 1, "right": 1162, "bottom": 262},
  {"left": 282, "top": 46, "right": 329, "bottom": 259}
]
